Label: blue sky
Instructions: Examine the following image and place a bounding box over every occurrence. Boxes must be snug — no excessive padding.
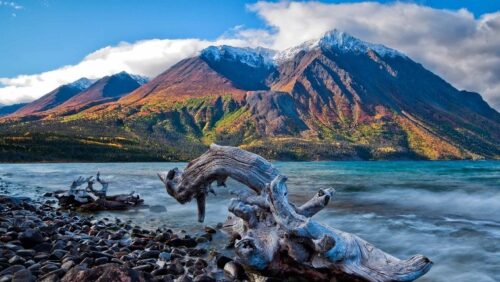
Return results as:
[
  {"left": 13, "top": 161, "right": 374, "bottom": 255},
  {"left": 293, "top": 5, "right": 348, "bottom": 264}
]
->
[
  {"left": 1, "top": 0, "right": 499, "bottom": 77},
  {"left": 1, "top": 0, "right": 499, "bottom": 108}
]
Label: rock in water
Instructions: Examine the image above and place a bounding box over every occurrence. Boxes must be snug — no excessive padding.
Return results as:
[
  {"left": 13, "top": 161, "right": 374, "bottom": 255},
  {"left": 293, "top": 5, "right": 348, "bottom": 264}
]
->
[{"left": 149, "top": 205, "right": 166, "bottom": 213}]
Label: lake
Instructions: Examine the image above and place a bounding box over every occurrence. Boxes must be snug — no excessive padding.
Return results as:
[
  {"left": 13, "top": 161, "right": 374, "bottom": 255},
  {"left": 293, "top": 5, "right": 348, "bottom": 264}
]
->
[{"left": 1, "top": 161, "right": 499, "bottom": 281}]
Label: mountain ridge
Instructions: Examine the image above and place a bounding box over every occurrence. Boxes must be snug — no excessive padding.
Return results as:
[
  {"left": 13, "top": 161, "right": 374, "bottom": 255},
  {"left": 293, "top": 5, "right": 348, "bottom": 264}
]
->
[
  {"left": 0, "top": 30, "right": 498, "bottom": 162},
  {"left": 9, "top": 78, "right": 94, "bottom": 118},
  {"left": 7, "top": 72, "right": 148, "bottom": 119}
]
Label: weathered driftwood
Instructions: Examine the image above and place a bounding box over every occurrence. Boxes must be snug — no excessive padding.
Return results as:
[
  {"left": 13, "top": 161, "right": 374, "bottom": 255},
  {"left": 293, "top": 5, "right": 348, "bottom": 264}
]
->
[
  {"left": 158, "top": 144, "right": 432, "bottom": 282},
  {"left": 56, "top": 172, "right": 143, "bottom": 211}
]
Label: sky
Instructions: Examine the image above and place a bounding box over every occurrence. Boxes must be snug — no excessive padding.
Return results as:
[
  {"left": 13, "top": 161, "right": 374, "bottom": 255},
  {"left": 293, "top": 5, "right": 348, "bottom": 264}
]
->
[{"left": 1, "top": 0, "right": 500, "bottom": 109}]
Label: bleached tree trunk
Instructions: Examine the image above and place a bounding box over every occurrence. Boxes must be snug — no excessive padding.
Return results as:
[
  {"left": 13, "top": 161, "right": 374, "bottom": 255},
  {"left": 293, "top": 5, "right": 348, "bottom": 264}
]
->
[{"left": 158, "top": 144, "right": 432, "bottom": 282}]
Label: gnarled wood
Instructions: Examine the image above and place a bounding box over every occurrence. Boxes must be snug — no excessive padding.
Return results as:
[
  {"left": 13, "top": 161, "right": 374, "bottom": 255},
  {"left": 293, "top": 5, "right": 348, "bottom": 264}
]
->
[
  {"left": 158, "top": 144, "right": 432, "bottom": 281},
  {"left": 56, "top": 172, "right": 143, "bottom": 211}
]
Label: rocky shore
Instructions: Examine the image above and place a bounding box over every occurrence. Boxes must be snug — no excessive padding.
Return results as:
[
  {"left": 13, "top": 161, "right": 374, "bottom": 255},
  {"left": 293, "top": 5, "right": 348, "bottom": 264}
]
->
[{"left": 0, "top": 194, "right": 249, "bottom": 282}]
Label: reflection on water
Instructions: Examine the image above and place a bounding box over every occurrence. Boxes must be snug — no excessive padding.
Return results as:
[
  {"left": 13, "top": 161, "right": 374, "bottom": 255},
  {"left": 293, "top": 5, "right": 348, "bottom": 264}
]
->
[{"left": 1, "top": 161, "right": 499, "bottom": 282}]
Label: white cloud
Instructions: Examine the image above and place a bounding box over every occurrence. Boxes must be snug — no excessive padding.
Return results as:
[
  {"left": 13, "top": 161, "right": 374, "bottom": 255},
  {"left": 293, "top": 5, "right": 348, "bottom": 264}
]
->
[
  {"left": 0, "top": 38, "right": 249, "bottom": 105},
  {"left": 0, "top": 1, "right": 23, "bottom": 10},
  {"left": 245, "top": 1, "right": 500, "bottom": 109},
  {"left": 1, "top": 1, "right": 499, "bottom": 110}
]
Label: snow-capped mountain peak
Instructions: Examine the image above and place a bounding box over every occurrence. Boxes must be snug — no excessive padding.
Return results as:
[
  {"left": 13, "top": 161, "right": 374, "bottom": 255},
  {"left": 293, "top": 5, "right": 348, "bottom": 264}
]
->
[
  {"left": 67, "top": 78, "right": 95, "bottom": 90},
  {"left": 200, "top": 30, "right": 405, "bottom": 66},
  {"left": 275, "top": 29, "right": 405, "bottom": 62},
  {"left": 201, "top": 45, "right": 277, "bottom": 68}
]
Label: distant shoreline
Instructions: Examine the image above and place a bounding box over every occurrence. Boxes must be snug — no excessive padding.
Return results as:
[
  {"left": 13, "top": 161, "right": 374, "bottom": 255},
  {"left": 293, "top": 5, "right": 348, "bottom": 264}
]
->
[{"left": 1, "top": 159, "right": 497, "bottom": 164}]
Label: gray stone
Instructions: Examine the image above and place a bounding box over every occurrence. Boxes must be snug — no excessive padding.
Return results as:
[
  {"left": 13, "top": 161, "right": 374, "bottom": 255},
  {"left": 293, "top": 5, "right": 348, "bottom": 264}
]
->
[
  {"left": 61, "top": 260, "right": 74, "bottom": 271},
  {"left": 224, "top": 261, "right": 247, "bottom": 280},
  {"left": 0, "top": 265, "right": 25, "bottom": 276},
  {"left": 12, "top": 269, "right": 35, "bottom": 282},
  {"left": 9, "top": 255, "right": 26, "bottom": 265},
  {"left": 159, "top": 252, "right": 171, "bottom": 261}
]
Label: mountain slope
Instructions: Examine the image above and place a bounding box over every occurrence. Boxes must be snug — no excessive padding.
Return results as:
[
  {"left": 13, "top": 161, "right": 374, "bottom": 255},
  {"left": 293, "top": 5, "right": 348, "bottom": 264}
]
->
[
  {"left": 10, "top": 78, "right": 94, "bottom": 117},
  {"left": 0, "top": 103, "right": 28, "bottom": 117},
  {"left": 267, "top": 33, "right": 499, "bottom": 158},
  {"left": 0, "top": 30, "right": 498, "bottom": 161},
  {"left": 49, "top": 72, "right": 147, "bottom": 115}
]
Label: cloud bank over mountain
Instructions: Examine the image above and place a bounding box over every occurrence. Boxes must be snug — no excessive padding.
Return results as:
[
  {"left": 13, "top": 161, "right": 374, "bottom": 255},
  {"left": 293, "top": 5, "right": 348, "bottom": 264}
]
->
[
  {"left": 1, "top": 1, "right": 499, "bottom": 109},
  {"left": 246, "top": 1, "right": 500, "bottom": 109}
]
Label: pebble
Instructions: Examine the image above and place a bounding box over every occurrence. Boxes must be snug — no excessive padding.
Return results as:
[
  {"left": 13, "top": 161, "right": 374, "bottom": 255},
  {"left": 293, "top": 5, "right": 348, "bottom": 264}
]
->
[
  {"left": 168, "top": 238, "right": 197, "bottom": 248},
  {"left": 159, "top": 251, "right": 171, "bottom": 261},
  {"left": 216, "top": 255, "right": 232, "bottom": 269},
  {"left": 39, "top": 263, "right": 59, "bottom": 274},
  {"left": 204, "top": 226, "right": 217, "bottom": 234},
  {"left": 0, "top": 265, "right": 26, "bottom": 276},
  {"left": 224, "top": 261, "right": 247, "bottom": 280},
  {"left": 50, "top": 249, "right": 66, "bottom": 260},
  {"left": 0, "top": 193, "right": 252, "bottom": 282},
  {"left": 16, "top": 249, "right": 36, "bottom": 258},
  {"left": 12, "top": 269, "right": 35, "bottom": 282},
  {"left": 139, "top": 250, "right": 160, "bottom": 259},
  {"left": 18, "top": 229, "right": 43, "bottom": 248},
  {"left": 0, "top": 275, "right": 13, "bottom": 282},
  {"left": 94, "top": 257, "right": 109, "bottom": 265},
  {"left": 193, "top": 274, "right": 216, "bottom": 282},
  {"left": 8, "top": 255, "right": 26, "bottom": 265}
]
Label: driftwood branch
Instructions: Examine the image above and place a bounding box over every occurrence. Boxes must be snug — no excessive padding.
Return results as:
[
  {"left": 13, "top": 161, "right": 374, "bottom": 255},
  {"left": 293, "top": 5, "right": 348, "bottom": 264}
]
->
[
  {"left": 57, "top": 172, "right": 143, "bottom": 211},
  {"left": 158, "top": 144, "right": 432, "bottom": 281}
]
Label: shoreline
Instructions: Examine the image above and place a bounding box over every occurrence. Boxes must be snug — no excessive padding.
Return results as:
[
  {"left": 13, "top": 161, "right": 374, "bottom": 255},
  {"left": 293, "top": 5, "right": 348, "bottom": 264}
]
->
[
  {"left": 0, "top": 193, "right": 245, "bottom": 282},
  {"left": 0, "top": 159, "right": 497, "bottom": 165}
]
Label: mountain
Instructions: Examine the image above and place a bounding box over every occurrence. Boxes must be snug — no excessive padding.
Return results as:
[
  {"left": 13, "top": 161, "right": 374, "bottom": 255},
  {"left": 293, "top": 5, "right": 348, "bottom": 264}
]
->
[
  {"left": 46, "top": 72, "right": 148, "bottom": 116},
  {"left": 0, "top": 30, "right": 498, "bottom": 162},
  {"left": 10, "top": 78, "right": 94, "bottom": 117},
  {"left": 0, "top": 103, "right": 28, "bottom": 117}
]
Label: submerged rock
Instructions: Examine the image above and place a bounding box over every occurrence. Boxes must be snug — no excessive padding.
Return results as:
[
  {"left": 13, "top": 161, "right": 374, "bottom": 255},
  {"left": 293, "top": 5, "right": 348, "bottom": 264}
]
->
[{"left": 148, "top": 205, "right": 167, "bottom": 213}]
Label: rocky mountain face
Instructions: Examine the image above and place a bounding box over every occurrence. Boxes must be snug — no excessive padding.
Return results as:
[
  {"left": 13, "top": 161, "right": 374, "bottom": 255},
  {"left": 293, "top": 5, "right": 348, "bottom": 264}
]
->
[{"left": 1, "top": 30, "right": 498, "bottom": 161}]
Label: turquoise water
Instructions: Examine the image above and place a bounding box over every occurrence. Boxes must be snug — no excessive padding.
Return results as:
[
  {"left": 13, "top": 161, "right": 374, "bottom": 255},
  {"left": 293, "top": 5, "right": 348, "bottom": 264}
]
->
[{"left": 1, "top": 161, "right": 499, "bottom": 281}]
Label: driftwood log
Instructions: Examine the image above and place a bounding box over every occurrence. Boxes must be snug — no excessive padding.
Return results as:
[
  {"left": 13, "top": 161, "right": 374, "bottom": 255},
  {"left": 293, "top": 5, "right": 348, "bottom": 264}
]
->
[
  {"left": 158, "top": 144, "right": 432, "bottom": 281},
  {"left": 56, "top": 172, "right": 143, "bottom": 211}
]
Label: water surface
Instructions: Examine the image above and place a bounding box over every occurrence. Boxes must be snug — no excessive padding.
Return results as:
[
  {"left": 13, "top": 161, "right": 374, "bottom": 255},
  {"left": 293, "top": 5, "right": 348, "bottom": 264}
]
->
[{"left": 1, "top": 161, "right": 499, "bottom": 281}]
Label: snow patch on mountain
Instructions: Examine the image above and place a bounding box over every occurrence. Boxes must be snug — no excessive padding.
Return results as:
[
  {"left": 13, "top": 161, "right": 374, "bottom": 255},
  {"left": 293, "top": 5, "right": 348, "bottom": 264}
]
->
[
  {"left": 129, "top": 74, "right": 149, "bottom": 85},
  {"left": 67, "top": 78, "right": 95, "bottom": 90},
  {"left": 201, "top": 45, "right": 277, "bottom": 68}
]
